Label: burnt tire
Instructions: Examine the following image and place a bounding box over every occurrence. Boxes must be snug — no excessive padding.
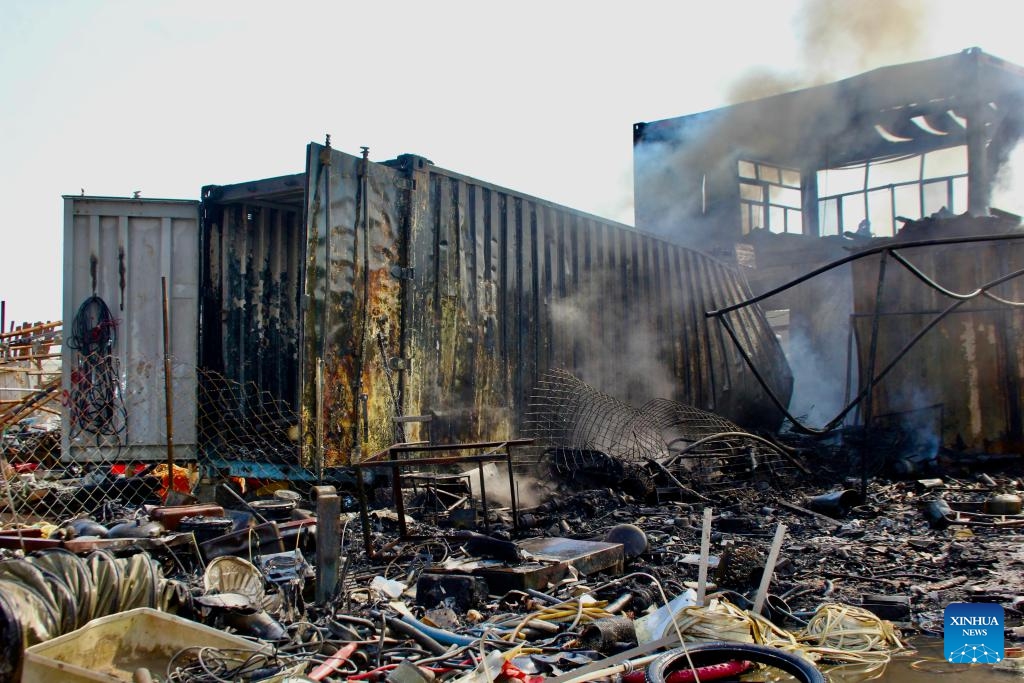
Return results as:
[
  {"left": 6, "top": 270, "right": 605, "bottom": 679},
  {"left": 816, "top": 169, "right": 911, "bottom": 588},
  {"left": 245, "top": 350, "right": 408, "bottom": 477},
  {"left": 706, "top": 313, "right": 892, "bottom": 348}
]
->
[{"left": 645, "top": 642, "right": 825, "bottom": 683}]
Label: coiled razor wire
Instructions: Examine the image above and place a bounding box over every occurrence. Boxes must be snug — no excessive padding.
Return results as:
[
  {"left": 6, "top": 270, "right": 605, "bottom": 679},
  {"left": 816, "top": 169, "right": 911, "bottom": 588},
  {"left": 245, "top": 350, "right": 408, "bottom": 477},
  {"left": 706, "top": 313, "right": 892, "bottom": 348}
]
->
[{"left": 525, "top": 370, "right": 797, "bottom": 495}]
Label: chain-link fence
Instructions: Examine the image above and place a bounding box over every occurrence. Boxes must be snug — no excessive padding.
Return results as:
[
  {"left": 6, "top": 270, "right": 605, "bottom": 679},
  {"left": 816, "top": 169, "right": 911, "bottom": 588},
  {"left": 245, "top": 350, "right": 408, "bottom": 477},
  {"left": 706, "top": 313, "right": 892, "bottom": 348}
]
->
[
  {"left": 4, "top": 339, "right": 799, "bottom": 522},
  {"left": 1, "top": 324, "right": 306, "bottom": 524},
  {"left": 1, "top": 321, "right": 64, "bottom": 522}
]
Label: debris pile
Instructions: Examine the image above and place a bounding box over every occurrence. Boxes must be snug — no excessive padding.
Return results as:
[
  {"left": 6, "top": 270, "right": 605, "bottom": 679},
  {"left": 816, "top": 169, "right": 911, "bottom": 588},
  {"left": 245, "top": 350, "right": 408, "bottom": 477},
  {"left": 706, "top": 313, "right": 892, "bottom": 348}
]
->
[{"left": 0, "top": 432, "right": 1017, "bottom": 683}]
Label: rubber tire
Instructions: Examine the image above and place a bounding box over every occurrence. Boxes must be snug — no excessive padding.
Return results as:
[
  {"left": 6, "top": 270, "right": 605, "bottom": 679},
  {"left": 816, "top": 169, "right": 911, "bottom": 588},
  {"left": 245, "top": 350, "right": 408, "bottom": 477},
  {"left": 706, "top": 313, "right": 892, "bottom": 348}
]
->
[{"left": 645, "top": 642, "right": 825, "bottom": 683}]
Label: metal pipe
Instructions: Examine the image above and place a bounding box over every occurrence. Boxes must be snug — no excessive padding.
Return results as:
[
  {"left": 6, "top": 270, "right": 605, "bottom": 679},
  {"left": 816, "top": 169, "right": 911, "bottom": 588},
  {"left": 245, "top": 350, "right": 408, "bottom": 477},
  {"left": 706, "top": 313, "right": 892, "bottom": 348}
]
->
[
  {"left": 478, "top": 460, "right": 489, "bottom": 534},
  {"left": 349, "top": 147, "right": 370, "bottom": 465},
  {"left": 707, "top": 232, "right": 1024, "bottom": 318},
  {"left": 161, "top": 276, "right": 175, "bottom": 500},
  {"left": 860, "top": 251, "right": 888, "bottom": 496}
]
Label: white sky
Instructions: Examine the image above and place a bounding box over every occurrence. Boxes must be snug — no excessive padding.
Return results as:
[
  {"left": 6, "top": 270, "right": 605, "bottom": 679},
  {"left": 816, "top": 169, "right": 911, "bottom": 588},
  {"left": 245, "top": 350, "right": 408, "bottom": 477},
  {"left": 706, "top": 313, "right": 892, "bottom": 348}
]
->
[{"left": 1, "top": 0, "right": 1021, "bottom": 323}]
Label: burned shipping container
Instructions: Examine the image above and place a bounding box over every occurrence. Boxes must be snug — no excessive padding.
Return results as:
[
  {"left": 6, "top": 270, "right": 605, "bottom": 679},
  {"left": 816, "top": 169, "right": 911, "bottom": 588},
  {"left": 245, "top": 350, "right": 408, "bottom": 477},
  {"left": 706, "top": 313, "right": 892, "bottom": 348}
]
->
[
  {"left": 292, "top": 144, "right": 792, "bottom": 466},
  {"left": 66, "top": 144, "right": 793, "bottom": 470}
]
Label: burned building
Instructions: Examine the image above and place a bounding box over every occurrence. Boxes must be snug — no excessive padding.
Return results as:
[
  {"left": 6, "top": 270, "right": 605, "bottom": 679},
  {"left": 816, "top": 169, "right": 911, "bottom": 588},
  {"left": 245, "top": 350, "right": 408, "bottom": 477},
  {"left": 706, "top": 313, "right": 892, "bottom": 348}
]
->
[
  {"left": 634, "top": 48, "right": 1024, "bottom": 245},
  {"left": 634, "top": 48, "right": 1024, "bottom": 454}
]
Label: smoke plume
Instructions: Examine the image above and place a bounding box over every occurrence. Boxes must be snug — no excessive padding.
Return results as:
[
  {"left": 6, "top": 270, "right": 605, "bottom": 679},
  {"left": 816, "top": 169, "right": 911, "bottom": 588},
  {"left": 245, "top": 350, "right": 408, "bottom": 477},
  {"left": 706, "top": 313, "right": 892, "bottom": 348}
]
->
[
  {"left": 549, "top": 270, "right": 678, "bottom": 406},
  {"left": 727, "top": 0, "right": 927, "bottom": 104}
]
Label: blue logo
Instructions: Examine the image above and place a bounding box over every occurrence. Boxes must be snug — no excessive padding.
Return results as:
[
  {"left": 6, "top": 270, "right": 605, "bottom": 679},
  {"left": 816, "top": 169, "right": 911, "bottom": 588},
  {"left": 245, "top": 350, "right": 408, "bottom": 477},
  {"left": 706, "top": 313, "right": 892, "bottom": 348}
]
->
[{"left": 944, "top": 603, "right": 1004, "bottom": 664}]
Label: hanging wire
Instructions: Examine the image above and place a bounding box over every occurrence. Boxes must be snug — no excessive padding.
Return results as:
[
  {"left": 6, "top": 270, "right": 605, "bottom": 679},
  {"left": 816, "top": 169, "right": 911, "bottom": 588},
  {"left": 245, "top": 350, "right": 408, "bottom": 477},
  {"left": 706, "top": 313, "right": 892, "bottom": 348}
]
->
[{"left": 66, "top": 295, "right": 127, "bottom": 446}]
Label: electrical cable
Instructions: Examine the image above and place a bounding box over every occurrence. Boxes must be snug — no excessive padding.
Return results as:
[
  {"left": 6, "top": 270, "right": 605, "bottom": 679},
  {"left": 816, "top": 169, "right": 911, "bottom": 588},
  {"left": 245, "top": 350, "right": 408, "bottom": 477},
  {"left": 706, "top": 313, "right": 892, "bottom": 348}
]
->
[{"left": 66, "top": 295, "right": 127, "bottom": 446}]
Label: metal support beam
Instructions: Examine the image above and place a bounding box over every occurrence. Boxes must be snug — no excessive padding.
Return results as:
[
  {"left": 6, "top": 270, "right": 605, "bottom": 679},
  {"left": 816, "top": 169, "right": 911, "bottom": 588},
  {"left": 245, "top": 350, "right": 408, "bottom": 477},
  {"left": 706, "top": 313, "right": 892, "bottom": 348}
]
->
[{"left": 316, "top": 491, "right": 341, "bottom": 604}]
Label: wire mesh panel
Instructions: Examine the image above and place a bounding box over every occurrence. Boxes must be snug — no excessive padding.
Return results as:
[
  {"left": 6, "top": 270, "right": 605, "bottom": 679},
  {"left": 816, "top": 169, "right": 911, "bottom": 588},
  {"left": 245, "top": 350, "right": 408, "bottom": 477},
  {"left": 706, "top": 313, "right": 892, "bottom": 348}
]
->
[
  {"left": 0, "top": 313, "right": 310, "bottom": 525},
  {"left": 4, "top": 348, "right": 177, "bottom": 522},
  {"left": 196, "top": 368, "right": 300, "bottom": 470},
  {"left": 524, "top": 369, "right": 798, "bottom": 496},
  {"left": 523, "top": 369, "right": 665, "bottom": 463}
]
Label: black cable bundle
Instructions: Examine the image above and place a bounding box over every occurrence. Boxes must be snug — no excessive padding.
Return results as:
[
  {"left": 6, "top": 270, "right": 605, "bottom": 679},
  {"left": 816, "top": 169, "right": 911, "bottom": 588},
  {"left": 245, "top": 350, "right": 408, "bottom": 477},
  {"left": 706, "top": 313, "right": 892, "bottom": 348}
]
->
[
  {"left": 66, "top": 295, "right": 127, "bottom": 445},
  {"left": 66, "top": 295, "right": 117, "bottom": 355}
]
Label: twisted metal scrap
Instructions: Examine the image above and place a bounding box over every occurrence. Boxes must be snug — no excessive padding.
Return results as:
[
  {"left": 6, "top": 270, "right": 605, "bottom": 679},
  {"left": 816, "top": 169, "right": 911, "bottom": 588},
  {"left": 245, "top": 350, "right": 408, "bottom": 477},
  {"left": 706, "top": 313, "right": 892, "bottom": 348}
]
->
[{"left": 525, "top": 370, "right": 795, "bottom": 493}]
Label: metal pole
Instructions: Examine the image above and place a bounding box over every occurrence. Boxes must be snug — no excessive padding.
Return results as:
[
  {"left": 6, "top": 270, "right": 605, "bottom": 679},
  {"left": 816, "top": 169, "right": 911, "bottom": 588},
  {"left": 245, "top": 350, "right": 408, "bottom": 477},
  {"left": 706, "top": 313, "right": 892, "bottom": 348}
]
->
[
  {"left": 316, "top": 358, "right": 324, "bottom": 483},
  {"left": 161, "top": 276, "right": 175, "bottom": 500},
  {"left": 392, "top": 463, "right": 409, "bottom": 539},
  {"left": 478, "top": 460, "right": 489, "bottom": 534},
  {"left": 752, "top": 523, "right": 787, "bottom": 615},
  {"left": 696, "top": 507, "right": 713, "bottom": 606},
  {"left": 506, "top": 446, "right": 519, "bottom": 533},
  {"left": 316, "top": 491, "right": 341, "bottom": 604},
  {"left": 860, "top": 252, "right": 888, "bottom": 498}
]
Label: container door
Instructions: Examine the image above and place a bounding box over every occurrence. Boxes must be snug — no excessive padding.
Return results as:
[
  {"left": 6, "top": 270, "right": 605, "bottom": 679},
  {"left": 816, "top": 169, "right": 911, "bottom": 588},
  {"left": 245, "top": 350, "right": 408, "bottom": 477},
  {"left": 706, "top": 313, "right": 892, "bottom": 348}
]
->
[
  {"left": 62, "top": 197, "right": 200, "bottom": 463},
  {"left": 301, "top": 144, "right": 408, "bottom": 468}
]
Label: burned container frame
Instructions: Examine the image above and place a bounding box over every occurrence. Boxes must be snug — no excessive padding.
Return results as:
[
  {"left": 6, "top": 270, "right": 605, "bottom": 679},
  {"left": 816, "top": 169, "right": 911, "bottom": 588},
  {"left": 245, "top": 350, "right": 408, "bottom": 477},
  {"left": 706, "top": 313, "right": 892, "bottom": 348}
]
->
[
  {"left": 180, "top": 143, "right": 793, "bottom": 472},
  {"left": 633, "top": 48, "right": 1024, "bottom": 246}
]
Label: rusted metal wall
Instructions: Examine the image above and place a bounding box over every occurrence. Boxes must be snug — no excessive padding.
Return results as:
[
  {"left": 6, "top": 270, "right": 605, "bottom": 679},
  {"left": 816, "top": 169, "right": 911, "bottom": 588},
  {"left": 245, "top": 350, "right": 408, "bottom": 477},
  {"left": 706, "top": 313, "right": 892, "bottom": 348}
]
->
[
  {"left": 852, "top": 238, "right": 1024, "bottom": 452},
  {"left": 301, "top": 145, "right": 792, "bottom": 467},
  {"left": 200, "top": 177, "right": 305, "bottom": 406},
  {"left": 301, "top": 147, "right": 406, "bottom": 467}
]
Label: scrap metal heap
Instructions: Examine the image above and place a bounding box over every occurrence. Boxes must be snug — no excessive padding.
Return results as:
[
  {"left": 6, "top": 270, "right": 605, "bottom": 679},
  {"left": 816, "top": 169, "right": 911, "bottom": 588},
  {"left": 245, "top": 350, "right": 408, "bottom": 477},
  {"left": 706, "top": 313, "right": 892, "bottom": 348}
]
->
[
  {"left": 5, "top": 48, "right": 1024, "bottom": 683},
  {"left": 0, "top": 416, "right": 1021, "bottom": 681}
]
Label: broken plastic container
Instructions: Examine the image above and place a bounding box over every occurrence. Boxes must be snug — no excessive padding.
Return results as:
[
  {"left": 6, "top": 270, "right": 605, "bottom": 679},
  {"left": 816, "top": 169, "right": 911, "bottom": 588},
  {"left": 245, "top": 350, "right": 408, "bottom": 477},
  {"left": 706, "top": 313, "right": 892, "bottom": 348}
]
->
[
  {"left": 634, "top": 588, "right": 698, "bottom": 642},
  {"left": 20, "top": 608, "right": 275, "bottom": 683}
]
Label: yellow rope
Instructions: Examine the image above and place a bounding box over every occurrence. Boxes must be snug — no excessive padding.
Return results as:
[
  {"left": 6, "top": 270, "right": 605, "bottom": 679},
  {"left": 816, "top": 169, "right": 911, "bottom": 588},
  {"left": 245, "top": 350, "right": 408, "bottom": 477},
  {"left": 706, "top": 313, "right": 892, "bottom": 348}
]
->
[
  {"left": 504, "top": 599, "right": 612, "bottom": 641},
  {"left": 663, "top": 599, "right": 903, "bottom": 675}
]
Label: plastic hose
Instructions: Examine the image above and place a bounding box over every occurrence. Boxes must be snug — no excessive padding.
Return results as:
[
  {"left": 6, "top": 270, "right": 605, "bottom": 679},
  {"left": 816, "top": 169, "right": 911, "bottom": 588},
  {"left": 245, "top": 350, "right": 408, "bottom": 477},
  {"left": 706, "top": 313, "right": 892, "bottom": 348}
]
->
[
  {"left": 309, "top": 641, "right": 359, "bottom": 681},
  {"left": 385, "top": 615, "right": 449, "bottom": 655},
  {"left": 645, "top": 643, "right": 824, "bottom": 683},
  {"left": 399, "top": 613, "right": 476, "bottom": 647}
]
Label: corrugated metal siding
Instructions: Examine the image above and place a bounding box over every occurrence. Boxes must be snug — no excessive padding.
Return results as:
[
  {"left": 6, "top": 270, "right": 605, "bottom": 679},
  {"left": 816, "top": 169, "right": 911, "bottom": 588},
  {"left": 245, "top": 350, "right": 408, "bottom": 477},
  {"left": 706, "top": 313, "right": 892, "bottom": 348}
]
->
[
  {"left": 300, "top": 146, "right": 792, "bottom": 466},
  {"left": 199, "top": 183, "right": 303, "bottom": 407},
  {"left": 302, "top": 147, "right": 405, "bottom": 466},
  {"left": 62, "top": 197, "right": 200, "bottom": 461},
  {"left": 852, "top": 239, "right": 1024, "bottom": 451}
]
